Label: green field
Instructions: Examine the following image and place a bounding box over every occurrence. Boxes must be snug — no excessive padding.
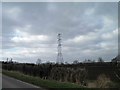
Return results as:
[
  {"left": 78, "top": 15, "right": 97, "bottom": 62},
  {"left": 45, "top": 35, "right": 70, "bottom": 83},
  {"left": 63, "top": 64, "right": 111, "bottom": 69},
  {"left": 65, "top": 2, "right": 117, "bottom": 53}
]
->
[{"left": 3, "top": 70, "right": 82, "bottom": 89}]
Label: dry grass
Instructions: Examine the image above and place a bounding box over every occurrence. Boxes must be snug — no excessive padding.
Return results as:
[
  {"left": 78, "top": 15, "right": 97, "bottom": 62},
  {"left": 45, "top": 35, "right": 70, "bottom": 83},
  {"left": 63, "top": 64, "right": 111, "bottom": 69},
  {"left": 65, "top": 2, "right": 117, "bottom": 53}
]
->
[
  {"left": 96, "top": 74, "right": 112, "bottom": 88},
  {"left": 87, "top": 74, "right": 114, "bottom": 88}
]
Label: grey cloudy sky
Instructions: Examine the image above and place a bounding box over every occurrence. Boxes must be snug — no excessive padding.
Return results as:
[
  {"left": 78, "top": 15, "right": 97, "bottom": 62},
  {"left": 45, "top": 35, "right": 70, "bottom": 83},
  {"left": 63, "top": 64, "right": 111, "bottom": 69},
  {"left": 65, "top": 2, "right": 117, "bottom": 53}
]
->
[{"left": 2, "top": 2, "right": 118, "bottom": 63}]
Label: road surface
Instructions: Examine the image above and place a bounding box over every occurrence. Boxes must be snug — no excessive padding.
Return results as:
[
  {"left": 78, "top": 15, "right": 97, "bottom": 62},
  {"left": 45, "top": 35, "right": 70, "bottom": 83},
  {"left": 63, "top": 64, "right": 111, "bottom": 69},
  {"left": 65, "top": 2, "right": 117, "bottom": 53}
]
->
[{"left": 2, "top": 75, "right": 44, "bottom": 89}]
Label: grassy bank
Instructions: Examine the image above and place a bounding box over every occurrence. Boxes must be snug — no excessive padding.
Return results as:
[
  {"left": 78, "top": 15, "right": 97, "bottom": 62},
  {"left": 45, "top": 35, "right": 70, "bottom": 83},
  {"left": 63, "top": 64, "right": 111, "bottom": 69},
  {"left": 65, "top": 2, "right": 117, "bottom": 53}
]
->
[{"left": 3, "top": 70, "right": 82, "bottom": 89}]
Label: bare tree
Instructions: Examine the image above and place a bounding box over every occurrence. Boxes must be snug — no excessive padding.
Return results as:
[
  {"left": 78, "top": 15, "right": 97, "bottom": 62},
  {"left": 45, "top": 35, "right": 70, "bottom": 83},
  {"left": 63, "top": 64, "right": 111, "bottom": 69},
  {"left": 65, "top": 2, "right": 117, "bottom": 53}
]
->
[
  {"left": 73, "top": 60, "right": 79, "bottom": 64},
  {"left": 36, "top": 58, "right": 42, "bottom": 65},
  {"left": 6, "top": 58, "right": 8, "bottom": 62},
  {"left": 98, "top": 57, "right": 104, "bottom": 62}
]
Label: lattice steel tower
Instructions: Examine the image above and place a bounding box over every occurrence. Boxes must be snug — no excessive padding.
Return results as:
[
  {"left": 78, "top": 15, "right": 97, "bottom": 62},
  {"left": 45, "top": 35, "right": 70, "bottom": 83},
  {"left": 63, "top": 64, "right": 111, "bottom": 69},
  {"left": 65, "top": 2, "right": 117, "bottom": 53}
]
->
[{"left": 57, "top": 33, "right": 63, "bottom": 64}]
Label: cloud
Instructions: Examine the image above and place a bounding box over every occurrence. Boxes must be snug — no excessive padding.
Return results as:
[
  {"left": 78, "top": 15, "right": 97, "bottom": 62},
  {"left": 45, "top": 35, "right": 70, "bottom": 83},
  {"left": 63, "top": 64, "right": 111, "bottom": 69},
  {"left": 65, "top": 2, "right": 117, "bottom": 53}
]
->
[
  {"left": 101, "top": 29, "right": 118, "bottom": 41},
  {"left": 11, "top": 29, "right": 50, "bottom": 43},
  {"left": 3, "top": 7, "right": 22, "bottom": 21},
  {"left": 2, "top": 2, "right": 118, "bottom": 63},
  {"left": 65, "top": 32, "right": 97, "bottom": 44}
]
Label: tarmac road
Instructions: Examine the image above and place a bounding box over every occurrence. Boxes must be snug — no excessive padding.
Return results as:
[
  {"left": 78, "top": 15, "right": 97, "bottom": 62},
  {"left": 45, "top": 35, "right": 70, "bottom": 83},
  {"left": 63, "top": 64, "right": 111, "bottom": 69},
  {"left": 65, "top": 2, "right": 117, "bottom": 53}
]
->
[{"left": 2, "top": 75, "right": 43, "bottom": 89}]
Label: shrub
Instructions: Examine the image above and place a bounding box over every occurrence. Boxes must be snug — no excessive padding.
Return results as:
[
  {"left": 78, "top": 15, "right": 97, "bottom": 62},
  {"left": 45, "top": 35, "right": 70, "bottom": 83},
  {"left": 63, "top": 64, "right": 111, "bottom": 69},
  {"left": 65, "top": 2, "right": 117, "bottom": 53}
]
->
[
  {"left": 50, "top": 67, "right": 87, "bottom": 86},
  {"left": 96, "top": 74, "right": 112, "bottom": 88}
]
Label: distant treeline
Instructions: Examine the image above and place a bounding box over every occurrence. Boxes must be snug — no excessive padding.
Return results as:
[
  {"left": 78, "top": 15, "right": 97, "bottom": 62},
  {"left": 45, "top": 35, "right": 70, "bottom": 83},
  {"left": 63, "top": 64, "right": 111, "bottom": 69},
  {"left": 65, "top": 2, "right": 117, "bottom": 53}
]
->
[{"left": 2, "top": 61, "right": 120, "bottom": 86}]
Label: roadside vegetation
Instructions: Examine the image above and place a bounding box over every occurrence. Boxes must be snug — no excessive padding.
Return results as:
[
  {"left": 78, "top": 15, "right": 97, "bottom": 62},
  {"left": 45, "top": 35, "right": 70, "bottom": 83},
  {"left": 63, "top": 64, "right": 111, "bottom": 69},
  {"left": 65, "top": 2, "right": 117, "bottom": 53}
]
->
[
  {"left": 87, "top": 74, "right": 119, "bottom": 88},
  {"left": 3, "top": 70, "right": 82, "bottom": 88},
  {"left": 2, "top": 60, "right": 120, "bottom": 88}
]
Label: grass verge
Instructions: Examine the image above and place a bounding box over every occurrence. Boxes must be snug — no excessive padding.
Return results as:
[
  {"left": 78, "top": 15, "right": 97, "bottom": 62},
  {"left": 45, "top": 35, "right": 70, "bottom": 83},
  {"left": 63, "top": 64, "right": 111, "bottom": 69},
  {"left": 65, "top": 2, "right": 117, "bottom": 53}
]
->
[{"left": 2, "top": 70, "right": 82, "bottom": 89}]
